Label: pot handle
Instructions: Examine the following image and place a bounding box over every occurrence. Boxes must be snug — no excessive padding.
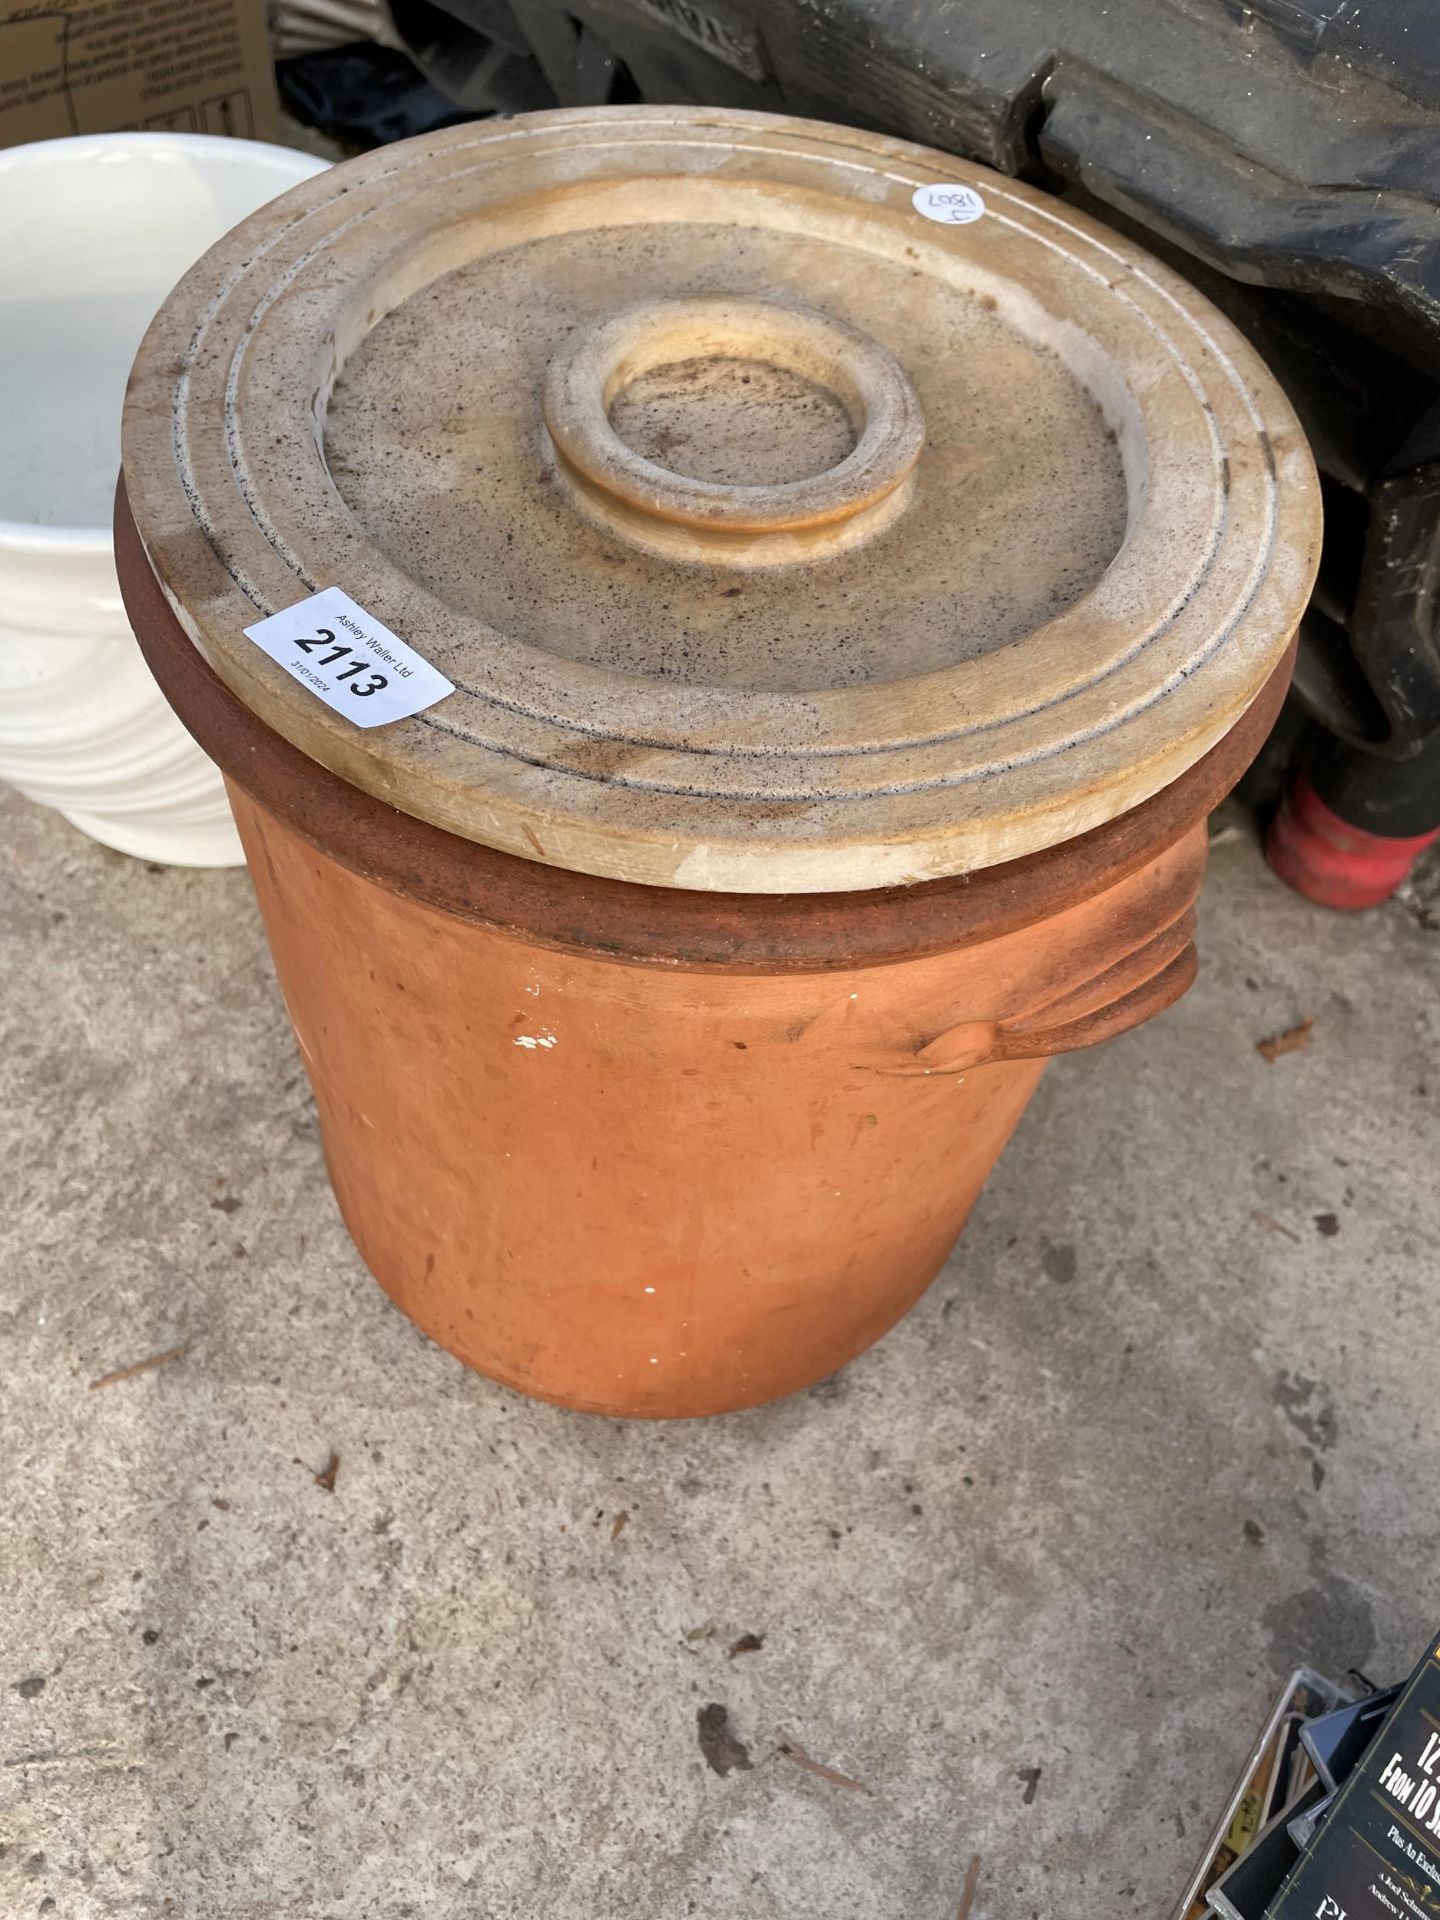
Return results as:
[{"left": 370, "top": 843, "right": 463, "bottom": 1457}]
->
[{"left": 871, "top": 909, "right": 1198, "bottom": 1076}]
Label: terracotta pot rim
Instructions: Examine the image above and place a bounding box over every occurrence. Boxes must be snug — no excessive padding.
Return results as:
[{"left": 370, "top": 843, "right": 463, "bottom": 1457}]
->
[{"left": 116, "top": 479, "right": 1290, "bottom": 973}]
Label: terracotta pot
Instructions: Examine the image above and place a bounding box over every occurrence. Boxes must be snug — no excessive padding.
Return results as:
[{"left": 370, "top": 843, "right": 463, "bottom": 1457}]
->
[
  {"left": 117, "top": 109, "right": 1320, "bottom": 1415},
  {"left": 119, "top": 487, "right": 1291, "bottom": 1414}
]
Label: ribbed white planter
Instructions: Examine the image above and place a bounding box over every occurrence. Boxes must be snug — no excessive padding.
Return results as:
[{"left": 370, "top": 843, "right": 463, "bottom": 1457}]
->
[{"left": 0, "top": 133, "right": 327, "bottom": 866}]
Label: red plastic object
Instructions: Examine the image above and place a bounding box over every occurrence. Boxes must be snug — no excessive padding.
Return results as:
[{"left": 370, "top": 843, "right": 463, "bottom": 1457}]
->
[{"left": 1266, "top": 775, "right": 1440, "bottom": 909}]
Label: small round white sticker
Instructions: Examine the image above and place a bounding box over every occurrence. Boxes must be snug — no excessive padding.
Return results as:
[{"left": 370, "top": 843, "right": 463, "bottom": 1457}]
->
[{"left": 912, "top": 183, "right": 986, "bottom": 226}]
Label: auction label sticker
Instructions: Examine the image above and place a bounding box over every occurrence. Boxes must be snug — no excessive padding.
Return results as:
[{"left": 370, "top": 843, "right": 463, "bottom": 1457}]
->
[
  {"left": 243, "top": 587, "right": 454, "bottom": 729},
  {"left": 912, "top": 183, "right": 986, "bottom": 225}
]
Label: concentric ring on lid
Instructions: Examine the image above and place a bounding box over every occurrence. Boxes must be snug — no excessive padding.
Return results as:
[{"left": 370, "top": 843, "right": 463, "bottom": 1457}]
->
[
  {"left": 121, "top": 106, "right": 1320, "bottom": 893},
  {"left": 541, "top": 296, "right": 926, "bottom": 563}
]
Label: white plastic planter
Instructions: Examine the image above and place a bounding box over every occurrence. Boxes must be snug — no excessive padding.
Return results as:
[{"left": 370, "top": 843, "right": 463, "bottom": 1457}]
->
[{"left": 0, "top": 132, "right": 327, "bottom": 865}]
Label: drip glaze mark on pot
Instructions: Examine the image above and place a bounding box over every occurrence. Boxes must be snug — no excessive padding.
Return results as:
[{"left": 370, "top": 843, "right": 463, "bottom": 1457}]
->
[{"left": 513, "top": 1030, "right": 558, "bottom": 1050}]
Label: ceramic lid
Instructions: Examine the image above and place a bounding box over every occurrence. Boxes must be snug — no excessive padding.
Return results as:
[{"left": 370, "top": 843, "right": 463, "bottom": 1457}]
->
[{"left": 122, "top": 107, "right": 1320, "bottom": 893}]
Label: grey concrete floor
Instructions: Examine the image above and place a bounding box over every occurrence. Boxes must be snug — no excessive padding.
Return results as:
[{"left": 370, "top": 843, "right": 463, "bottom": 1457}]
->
[{"left": 3, "top": 782, "right": 1439, "bottom": 1920}]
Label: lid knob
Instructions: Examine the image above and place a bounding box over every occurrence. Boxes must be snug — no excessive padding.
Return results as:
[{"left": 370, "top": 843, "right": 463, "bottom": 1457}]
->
[{"left": 541, "top": 297, "right": 925, "bottom": 567}]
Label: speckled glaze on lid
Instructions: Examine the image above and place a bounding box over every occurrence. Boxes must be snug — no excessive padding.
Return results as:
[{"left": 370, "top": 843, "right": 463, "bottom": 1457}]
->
[{"left": 121, "top": 107, "right": 1320, "bottom": 893}]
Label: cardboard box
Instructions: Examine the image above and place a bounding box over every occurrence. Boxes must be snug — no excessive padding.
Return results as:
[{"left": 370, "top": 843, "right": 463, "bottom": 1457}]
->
[{"left": 0, "top": 0, "right": 279, "bottom": 149}]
